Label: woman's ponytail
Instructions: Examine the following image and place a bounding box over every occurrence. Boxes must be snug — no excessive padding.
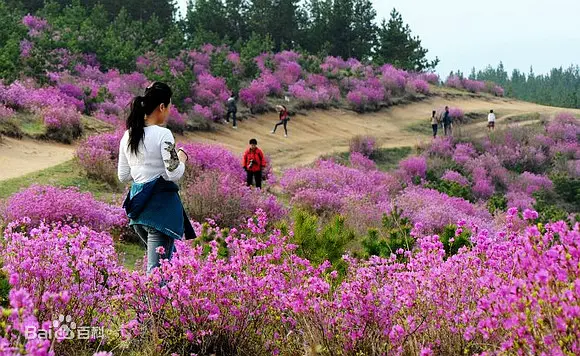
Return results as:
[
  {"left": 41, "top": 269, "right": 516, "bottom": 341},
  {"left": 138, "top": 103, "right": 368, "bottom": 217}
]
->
[
  {"left": 127, "top": 96, "right": 146, "bottom": 155},
  {"left": 125, "top": 82, "right": 173, "bottom": 155}
]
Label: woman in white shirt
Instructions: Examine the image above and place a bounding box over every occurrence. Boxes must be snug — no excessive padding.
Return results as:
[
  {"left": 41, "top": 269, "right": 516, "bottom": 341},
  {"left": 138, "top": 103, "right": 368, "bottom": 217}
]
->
[
  {"left": 118, "top": 82, "right": 193, "bottom": 274},
  {"left": 488, "top": 109, "right": 496, "bottom": 131}
]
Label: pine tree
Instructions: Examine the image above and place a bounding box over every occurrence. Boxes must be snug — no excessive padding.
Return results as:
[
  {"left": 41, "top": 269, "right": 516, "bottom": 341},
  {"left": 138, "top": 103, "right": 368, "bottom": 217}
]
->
[
  {"left": 328, "top": 0, "right": 354, "bottom": 58},
  {"left": 247, "top": 0, "right": 273, "bottom": 43},
  {"left": 374, "top": 8, "right": 438, "bottom": 71},
  {"left": 185, "top": 0, "right": 227, "bottom": 43},
  {"left": 469, "top": 67, "right": 477, "bottom": 80},
  {"left": 301, "top": 0, "right": 332, "bottom": 54},
  {"left": 475, "top": 63, "right": 580, "bottom": 109},
  {"left": 351, "top": 0, "right": 377, "bottom": 60},
  {"left": 270, "top": 0, "right": 300, "bottom": 50},
  {"left": 224, "top": 0, "right": 249, "bottom": 42}
]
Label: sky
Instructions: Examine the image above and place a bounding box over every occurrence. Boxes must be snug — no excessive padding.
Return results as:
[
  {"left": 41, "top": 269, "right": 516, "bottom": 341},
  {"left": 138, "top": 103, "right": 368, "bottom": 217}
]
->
[{"left": 176, "top": 0, "right": 580, "bottom": 77}]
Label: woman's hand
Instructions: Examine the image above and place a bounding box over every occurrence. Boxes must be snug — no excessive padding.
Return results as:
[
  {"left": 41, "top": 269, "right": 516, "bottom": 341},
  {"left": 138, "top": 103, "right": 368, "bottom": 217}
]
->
[{"left": 177, "top": 148, "right": 188, "bottom": 163}]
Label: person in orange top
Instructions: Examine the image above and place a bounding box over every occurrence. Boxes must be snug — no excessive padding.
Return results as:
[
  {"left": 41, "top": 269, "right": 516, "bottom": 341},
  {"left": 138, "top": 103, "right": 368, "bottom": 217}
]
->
[{"left": 242, "top": 138, "right": 267, "bottom": 188}]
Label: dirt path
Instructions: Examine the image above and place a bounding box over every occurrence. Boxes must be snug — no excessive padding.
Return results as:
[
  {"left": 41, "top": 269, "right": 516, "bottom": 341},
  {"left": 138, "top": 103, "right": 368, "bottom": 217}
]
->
[
  {"left": 183, "top": 96, "right": 578, "bottom": 174},
  {"left": 1, "top": 94, "right": 577, "bottom": 182},
  {"left": 0, "top": 137, "right": 76, "bottom": 181}
]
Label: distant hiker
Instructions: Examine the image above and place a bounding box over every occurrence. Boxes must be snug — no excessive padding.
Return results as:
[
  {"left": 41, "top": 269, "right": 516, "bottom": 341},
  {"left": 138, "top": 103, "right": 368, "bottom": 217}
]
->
[
  {"left": 430, "top": 110, "right": 439, "bottom": 138},
  {"left": 242, "top": 138, "right": 267, "bottom": 188},
  {"left": 442, "top": 106, "right": 452, "bottom": 136},
  {"left": 226, "top": 94, "right": 238, "bottom": 129},
  {"left": 487, "top": 109, "right": 496, "bottom": 131},
  {"left": 271, "top": 105, "right": 290, "bottom": 137},
  {"left": 117, "top": 82, "right": 195, "bottom": 274}
]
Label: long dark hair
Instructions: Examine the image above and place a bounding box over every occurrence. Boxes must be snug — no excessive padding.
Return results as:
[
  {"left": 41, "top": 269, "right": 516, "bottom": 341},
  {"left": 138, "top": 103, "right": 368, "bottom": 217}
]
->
[{"left": 126, "top": 82, "right": 173, "bottom": 155}]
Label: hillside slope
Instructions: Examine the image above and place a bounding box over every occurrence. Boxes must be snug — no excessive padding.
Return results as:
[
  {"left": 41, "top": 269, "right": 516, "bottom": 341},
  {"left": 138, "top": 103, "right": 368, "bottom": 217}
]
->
[
  {"left": 1, "top": 93, "right": 578, "bottom": 181},
  {"left": 183, "top": 95, "right": 579, "bottom": 173}
]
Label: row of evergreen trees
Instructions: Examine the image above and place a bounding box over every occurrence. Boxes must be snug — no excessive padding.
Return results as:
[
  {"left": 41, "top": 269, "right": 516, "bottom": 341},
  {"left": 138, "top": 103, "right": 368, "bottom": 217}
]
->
[
  {"left": 4, "top": 0, "right": 438, "bottom": 73},
  {"left": 185, "top": 0, "right": 438, "bottom": 70},
  {"left": 457, "top": 63, "right": 580, "bottom": 109}
]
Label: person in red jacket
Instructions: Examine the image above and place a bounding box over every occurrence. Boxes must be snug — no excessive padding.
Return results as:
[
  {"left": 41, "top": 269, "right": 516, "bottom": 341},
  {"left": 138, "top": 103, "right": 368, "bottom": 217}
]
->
[
  {"left": 242, "top": 138, "right": 267, "bottom": 188},
  {"left": 271, "top": 105, "right": 290, "bottom": 137}
]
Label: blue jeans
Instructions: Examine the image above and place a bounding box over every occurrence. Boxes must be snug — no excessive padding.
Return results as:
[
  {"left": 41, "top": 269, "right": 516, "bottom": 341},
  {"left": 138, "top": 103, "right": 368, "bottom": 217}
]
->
[{"left": 133, "top": 225, "right": 175, "bottom": 274}]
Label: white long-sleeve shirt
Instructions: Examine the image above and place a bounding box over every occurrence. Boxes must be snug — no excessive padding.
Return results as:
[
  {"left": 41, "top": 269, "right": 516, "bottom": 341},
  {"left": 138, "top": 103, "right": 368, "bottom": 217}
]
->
[
  {"left": 117, "top": 125, "right": 185, "bottom": 184},
  {"left": 488, "top": 113, "right": 496, "bottom": 122}
]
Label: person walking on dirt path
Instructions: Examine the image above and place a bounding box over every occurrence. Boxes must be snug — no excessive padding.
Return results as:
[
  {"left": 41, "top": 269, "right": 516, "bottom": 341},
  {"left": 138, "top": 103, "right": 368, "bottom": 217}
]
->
[
  {"left": 430, "top": 110, "right": 439, "bottom": 138},
  {"left": 442, "top": 106, "right": 452, "bottom": 136},
  {"left": 118, "top": 82, "right": 195, "bottom": 274},
  {"left": 242, "top": 138, "right": 267, "bottom": 188},
  {"left": 226, "top": 93, "right": 238, "bottom": 129},
  {"left": 271, "top": 105, "right": 290, "bottom": 137},
  {"left": 487, "top": 109, "right": 496, "bottom": 132}
]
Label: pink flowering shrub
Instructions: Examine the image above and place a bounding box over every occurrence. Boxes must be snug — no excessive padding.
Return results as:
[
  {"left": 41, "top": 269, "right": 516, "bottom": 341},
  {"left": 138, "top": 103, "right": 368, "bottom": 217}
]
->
[
  {"left": 192, "top": 103, "right": 213, "bottom": 121},
  {"left": 567, "top": 159, "right": 580, "bottom": 177},
  {"left": 178, "top": 143, "right": 283, "bottom": 227},
  {"left": 0, "top": 81, "right": 28, "bottom": 109},
  {"left": 180, "top": 143, "right": 247, "bottom": 182},
  {"left": 22, "top": 14, "right": 48, "bottom": 37},
  {"left": 0, "top": 288, "right": 52, "bottom": 354},
  {"left": 349, "top": 152, "right": 377, "bottom": 171},
  {"left": 42, "top": 106, "right": 83, "bottom": 143},
  {"left": 119, "top": 214, "right": 312, "bottom": 354},
  {"left": 425, "top": 137, "right": 454, "bottom": 158},
  {"left": 465, "top": 158, "right": 504, "bottom": 199},
  {"left": 448, "top": 107, "right": 465, "bottom": 120},
  {"left": 20, "top": 39, "right": 33, "bottom": 58},
  {"left": 260, "top": 73, "right": 283, "bottom": 96},
  {"left": 240, "top": 80, "right": 269, "bottom": 113},
  {"left": 510, "top": 172, "right": 553, "bottom": 195},
  {"left": 2, "top": 221, "right": 127, "bottom": 354},
  {"left": 491, "top": 84, "right": 504, "bottom": 96},
  {"left": 181, "top": 169, "right": 285, "bottom": 227},
  {"left": 441, "top": 170, "right": 470, "bottom": 186},
  {"left": 2, "top": 185, "right": 126, "bottom": 232},
  {"left": 398, "top": 156, "right": 428, "bottom": 181},
  {"left": 116, "top": 212, "right": 580, "bottom": 355},
  {"left": 395, "top": 186, "right": 492, "bottom": 232},
  {"left": 0, "top": 81, "right": 87, "bottom": 142},
  {"left": 452, "top": 143, "right": 478, "bottom": 164},
  {"left": 546, "top": 112, "right": 580, "bottom": 145},
  {"left": 190, "top": 73, "right": 230, "bottom": 121},
  {"left": 445, "top": 75, "right": 463, "bottom": 89},
  {"left": 461, "top": 79, "right": 486, "bottom": 93},
  {"left": 380, "top": 64, "right": 408, "bottom": 92},
  {"left": 274, "top": 50, "right": 302, "bottom": 64},
  {"left": 346, "top": 78, "right": 387, "bottom": 112},
  {"left": 472, "top": 174, "right": 495, "bottom": 199},
  {"left": 406, "top": 78, "right": 430, "bottom": 94},
  {"left": 281, "top": 160, "right": 400, "bottom": 221},
  {"left": 444, "top": 75, "right": 504, "bottom": 96},
  {"left": 166, "top": 106, "right": 187, "bottom": 133},
  {"left": 487, "top": 128, "right": 551, "bottom": 172},
  {"left": 417, "top": 72, "right": 440, "bottom": 84},
  {"left": 0, "top": 81, "right": 83, "bottom": 112},
  {"left": 349, "top": 135, "right": 376, "bottom": 157},
  {"left": 506, "top": 191, "right": 537, "bottom": 211},
  {"left": 320, "top": 56, "right": 349, "bottom": 75},
  {"left": 58, "top": 83, "right": 85, "bottom": 100},
  {"left": 76, "top": 131, "right": 124, "bottom": 185},
  {"left": 274, "top": 61, "right": 302, "bottom": 87},
  {"left": 288, "top": 75, "right": 340, "bottom": 109},
  {"left": 0, "top": 104, "right": 14, "bottom": 121}
]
